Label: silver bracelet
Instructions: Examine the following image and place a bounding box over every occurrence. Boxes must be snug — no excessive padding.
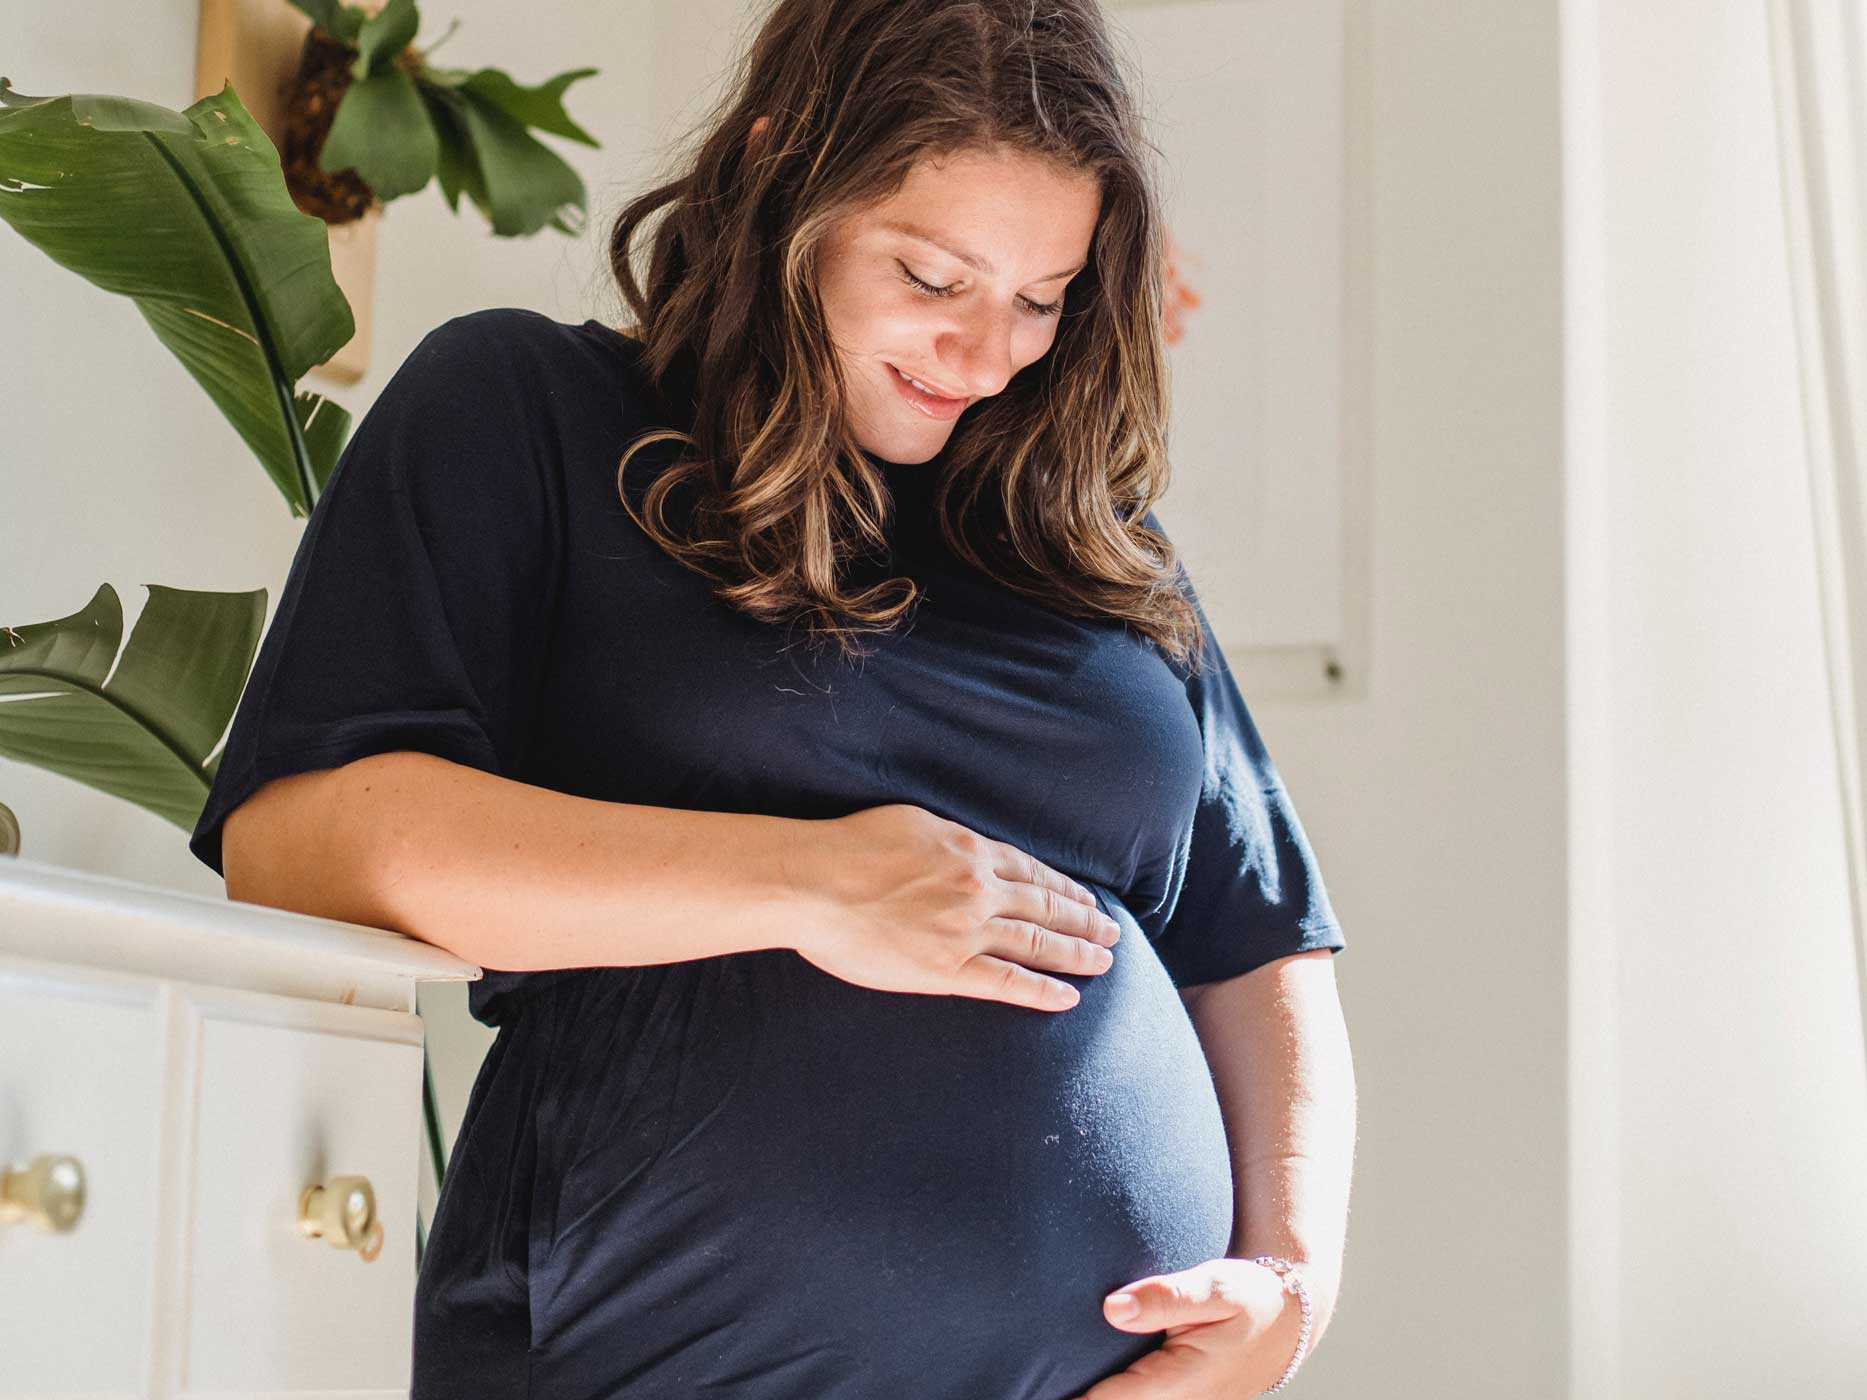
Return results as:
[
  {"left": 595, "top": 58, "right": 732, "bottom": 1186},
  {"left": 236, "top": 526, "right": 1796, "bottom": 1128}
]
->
[{"left": 1247, "top": 1255, "right": 1313, "bottom": 1393}]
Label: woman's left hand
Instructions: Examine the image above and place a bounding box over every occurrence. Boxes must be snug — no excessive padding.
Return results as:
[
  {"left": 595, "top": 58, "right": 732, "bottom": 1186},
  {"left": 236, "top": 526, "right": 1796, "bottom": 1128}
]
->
[{"left": 1063, "top": 1257, "right": 1306, "bottom": 1399}]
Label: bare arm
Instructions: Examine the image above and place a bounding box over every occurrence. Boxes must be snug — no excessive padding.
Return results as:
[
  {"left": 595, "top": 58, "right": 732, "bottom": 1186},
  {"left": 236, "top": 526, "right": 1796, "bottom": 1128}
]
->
[
  {"left": 221, "top": 749, "right": 817, "bottom": 972},
  {"left": 1183, "top": 949, "right": 1357, "bottom": 1347}
]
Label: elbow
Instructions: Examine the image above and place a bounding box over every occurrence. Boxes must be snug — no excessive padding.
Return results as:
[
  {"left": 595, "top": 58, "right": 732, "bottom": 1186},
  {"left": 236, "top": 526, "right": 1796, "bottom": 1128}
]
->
[{"left": 219, "top": 761, "right": 405, "bottom": 935}]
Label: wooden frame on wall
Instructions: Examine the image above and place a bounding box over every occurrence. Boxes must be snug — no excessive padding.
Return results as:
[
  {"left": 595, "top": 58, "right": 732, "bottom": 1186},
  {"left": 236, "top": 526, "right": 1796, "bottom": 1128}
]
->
[{"left": 193, "top": 0, "right": 380, "bottom": 385}]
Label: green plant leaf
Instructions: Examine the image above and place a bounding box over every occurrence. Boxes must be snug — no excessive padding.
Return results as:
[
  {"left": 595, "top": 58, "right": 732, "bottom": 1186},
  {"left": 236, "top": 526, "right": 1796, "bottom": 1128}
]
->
[
  {"left": 297, "top": 387, "right": 352, "bottom": 496},
  {"left": 321, "top": 66, "right": 438, "bottom": 200},
  {"left": 284, "top": 0, "right": 369, "bottom": 45},
  {"left": 450, "top": 87, "right": 587, "bottom": 238},
  {"left": 423, "top": 86, "right": 485, "bottom": 217},
  {"left": 352, "top": 0, "right": 420, "bottom": 79},
  {"left": 0, "top": 78, "right": 356, "bottom": 518},
  {"left": 0, "top": 584, "right": 267, "bottom": 831},
  {"left": 451, "top": 66, "right": 600, "bottom": 148}
]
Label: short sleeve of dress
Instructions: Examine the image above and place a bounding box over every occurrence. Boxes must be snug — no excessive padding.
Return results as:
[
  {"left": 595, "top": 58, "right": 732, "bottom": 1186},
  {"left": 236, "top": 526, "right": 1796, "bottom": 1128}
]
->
[
  {"left": 188, "top": 308, "right": 564, "bottom": 880},
  {"left": 1131, "top": 511, "right": 1347, "bottom": 987}
]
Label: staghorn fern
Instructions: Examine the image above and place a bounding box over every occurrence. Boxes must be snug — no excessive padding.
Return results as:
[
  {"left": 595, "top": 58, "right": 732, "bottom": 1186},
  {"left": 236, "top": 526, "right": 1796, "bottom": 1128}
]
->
[{"left": 283, "top": 0, "right": 600, "bottom": 238}]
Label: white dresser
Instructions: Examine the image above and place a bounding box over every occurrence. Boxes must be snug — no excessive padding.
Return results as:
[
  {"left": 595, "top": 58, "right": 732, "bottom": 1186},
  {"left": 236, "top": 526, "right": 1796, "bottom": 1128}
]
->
[{"left": 0, "top": 856, "right": 479, "bottom": 1399}]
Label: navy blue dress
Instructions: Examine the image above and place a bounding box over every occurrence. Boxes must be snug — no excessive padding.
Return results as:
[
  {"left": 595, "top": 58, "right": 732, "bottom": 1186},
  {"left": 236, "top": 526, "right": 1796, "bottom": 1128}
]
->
[{"left": 188, "top": 308, "right": 1345, "bottom": 1399}]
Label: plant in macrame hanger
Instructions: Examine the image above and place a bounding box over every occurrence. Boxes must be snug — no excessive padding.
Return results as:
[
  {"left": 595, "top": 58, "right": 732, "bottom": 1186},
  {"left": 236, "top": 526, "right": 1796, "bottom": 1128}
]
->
[{"left": 279, "top": 0, "right": 600, "bottom": 238}]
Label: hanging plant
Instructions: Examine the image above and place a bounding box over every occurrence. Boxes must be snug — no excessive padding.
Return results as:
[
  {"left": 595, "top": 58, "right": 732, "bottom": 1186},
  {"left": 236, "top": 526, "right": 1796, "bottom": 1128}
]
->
[{"left": 280, "top": 0, "right": 600, "bottom": 237}]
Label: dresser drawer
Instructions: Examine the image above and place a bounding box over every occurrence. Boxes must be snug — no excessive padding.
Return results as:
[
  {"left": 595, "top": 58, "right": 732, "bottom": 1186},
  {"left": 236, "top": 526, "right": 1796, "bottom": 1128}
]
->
[
  {"left": 0, "top": 965, "right": 161, "bottom": 1397},
  {"left": 178, "top": 988, "right": 424, "bottom": 1396}
]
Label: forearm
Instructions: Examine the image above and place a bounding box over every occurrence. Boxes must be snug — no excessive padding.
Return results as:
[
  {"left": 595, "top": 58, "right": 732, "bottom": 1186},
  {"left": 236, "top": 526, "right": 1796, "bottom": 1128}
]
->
[
  {"left": 1184, "top": 949, "right": 1357, "bottom": 1341},
  {"left": 341, "top": 751, "right": 818, "bottom": 971}
]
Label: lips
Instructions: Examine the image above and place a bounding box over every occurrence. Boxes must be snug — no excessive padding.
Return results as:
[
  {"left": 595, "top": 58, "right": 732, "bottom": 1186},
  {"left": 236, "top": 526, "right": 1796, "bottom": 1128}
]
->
[
  {"left": 888, "top": 364, "right": 965, "bottom": 401},
  {"left": 884, "top": 361, "right": 973, "bottom": 422}
]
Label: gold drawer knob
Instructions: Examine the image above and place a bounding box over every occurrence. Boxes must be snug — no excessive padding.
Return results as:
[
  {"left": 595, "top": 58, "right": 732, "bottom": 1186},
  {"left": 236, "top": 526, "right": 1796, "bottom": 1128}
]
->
[
  {"left": 0, "top": 1154, "right": 87, "bottom": 1232},
  {"left": 297, "top": 1175, "right": 384, "bottom": 1262}
]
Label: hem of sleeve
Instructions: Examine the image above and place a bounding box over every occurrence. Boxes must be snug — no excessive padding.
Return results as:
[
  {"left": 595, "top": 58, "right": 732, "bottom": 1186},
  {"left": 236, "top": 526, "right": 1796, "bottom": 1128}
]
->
[
  {"left": 1166, "top": 921, "right": 1347, "bottom": 990},
  {"left": 188, "top": 712, "right": 500, "bottom": 880}
]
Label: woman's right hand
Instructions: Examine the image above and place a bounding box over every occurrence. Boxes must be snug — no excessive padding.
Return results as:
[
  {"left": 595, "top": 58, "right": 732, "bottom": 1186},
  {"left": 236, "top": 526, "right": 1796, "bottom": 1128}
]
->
[{"left": 782, "top": 803, "right": 1121, "bottom": 1011}]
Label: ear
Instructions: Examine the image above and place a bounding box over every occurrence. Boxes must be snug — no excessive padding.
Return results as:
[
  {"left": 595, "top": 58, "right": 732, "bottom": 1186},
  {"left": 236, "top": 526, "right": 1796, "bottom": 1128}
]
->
[{"left": 747, "top": 114, "right": 771, "bottom": 153}]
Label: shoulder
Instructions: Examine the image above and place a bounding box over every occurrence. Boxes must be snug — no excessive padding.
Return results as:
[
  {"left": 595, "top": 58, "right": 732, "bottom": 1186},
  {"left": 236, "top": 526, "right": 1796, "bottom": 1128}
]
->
[
  {"left": 407, "top": 306, "right": 621, "bottom": 382},
  {"left": 394, "top": 307, "right": 664, "bottom": 432}
]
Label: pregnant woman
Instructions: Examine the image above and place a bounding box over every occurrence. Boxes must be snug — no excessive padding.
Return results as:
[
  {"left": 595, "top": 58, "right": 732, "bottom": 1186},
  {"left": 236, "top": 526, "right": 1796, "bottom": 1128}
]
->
[{"left": 190, "top": 1, "right": 1357, "bottom": 1395}]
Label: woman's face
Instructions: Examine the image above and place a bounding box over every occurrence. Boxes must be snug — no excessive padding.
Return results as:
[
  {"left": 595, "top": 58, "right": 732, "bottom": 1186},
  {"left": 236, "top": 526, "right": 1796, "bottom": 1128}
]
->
[{"left": 813, "top": 144, "right": 1102, "bottom": 465}]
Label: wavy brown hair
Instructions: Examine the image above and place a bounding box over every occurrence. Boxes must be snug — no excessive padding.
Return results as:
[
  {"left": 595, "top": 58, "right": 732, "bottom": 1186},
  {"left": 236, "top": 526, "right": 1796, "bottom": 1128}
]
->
[{"left": 604, "top": 0, "right": 1207, "bottom": 672}]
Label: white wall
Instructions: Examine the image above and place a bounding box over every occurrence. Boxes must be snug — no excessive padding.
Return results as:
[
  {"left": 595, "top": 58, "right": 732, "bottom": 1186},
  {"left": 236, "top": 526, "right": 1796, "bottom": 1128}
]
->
[
  {"left": 1571, "top": 1, "right": 1867, "bottom": 1393},
  {"left": 1246, "top": 1, "right": 1575, "bottom": 1391},
  {"left": 6, "top": 2, "right": 1864, "bottom": 1396}
]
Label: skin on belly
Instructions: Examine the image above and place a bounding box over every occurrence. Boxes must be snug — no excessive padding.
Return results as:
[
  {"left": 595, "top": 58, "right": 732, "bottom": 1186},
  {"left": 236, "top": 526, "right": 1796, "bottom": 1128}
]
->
[{"left": 525, "top": 902, "right": 1233, "bottom": 1398}]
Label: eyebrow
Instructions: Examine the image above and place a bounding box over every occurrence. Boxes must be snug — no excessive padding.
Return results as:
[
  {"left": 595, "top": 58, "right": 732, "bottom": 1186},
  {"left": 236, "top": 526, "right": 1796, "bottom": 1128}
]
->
[{"left": 878, "top": 219, "right": 1085, "bottom": 283}]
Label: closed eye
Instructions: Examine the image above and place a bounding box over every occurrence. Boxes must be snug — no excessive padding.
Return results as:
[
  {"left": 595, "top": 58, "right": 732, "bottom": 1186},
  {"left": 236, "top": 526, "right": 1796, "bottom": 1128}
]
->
[{"left": 897, "top": 262, "right": 1064, "bottom": 318}]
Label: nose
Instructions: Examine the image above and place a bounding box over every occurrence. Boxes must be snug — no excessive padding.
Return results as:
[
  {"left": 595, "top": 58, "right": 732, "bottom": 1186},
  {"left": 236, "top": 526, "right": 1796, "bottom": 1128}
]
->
[{"left": 940, "top": 302, "right": 1019, "bottom": 401}]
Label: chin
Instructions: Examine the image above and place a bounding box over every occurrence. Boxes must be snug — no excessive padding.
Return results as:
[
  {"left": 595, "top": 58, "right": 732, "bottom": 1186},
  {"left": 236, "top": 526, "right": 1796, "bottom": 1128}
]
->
[
  {"left": 854, "top": 405, "right": 950, "bottom": 464},
  {"left": 864, "top": 436, "right": 944, "bottom": 465}
]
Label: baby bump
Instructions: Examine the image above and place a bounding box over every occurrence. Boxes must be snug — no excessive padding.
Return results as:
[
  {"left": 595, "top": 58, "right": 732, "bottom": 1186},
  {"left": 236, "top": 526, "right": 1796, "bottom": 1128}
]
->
[{"left": 524, "top": 893, "right": 1235, "bottom": 1400}]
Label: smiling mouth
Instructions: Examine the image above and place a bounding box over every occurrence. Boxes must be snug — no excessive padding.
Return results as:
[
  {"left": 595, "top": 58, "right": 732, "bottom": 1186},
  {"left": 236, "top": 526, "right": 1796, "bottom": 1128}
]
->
[{"left": 888, "top": 364, "right": 966, "bottom": 401}]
